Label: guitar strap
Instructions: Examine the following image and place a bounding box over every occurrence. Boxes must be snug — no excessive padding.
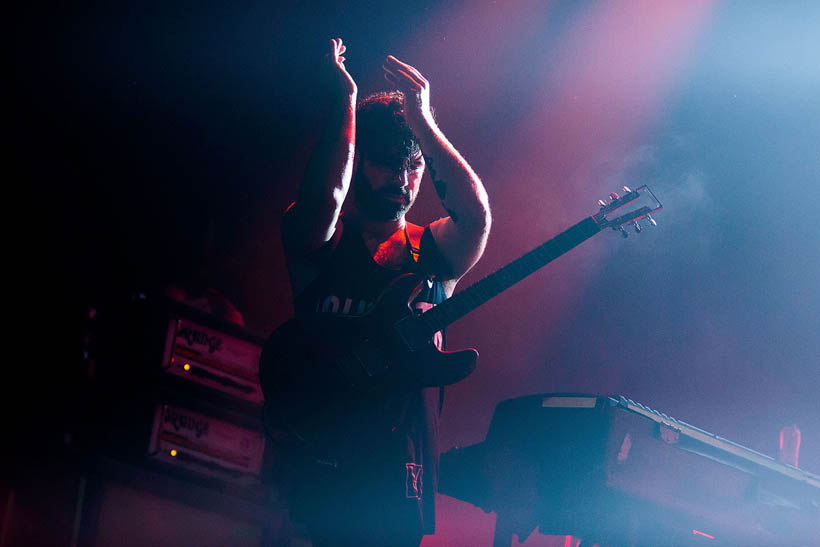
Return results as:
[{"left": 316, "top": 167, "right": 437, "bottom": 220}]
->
[
  {"left": 404, "top": 223, "right": 447, "bottom": 415},
  {"left": 403, "top": 224, "right": 423, "bottom": 263}
]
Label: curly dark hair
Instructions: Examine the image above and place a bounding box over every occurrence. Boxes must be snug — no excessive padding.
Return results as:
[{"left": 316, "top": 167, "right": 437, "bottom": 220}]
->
[{"left": 355, "top": 91, "right": 421, "bottom": 169}]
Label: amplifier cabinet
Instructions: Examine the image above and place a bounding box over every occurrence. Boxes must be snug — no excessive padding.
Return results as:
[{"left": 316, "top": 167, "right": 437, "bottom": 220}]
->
[
  {"left": 148, "top": 403, "right": 266, "bottom": 485},
  {"left": 91, "top": 294, "right": 265, "bottom": 411},
  {"left": 160, "top": 316, "right": 264, "bottom": 406}
]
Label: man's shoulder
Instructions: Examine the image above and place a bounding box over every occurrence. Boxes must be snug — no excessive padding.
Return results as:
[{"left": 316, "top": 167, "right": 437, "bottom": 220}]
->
[
  {"left": 407, "top": 219, "right": 458, "bottom": 289},
  {"left": 405, "top": 221, "right": 426, "bottom": 242},
  {"left": 407, "top": 220, "right": 443, "bottom": 255},
  {"left": 283, "top": 204, "right": 344, "bottom": 259}
]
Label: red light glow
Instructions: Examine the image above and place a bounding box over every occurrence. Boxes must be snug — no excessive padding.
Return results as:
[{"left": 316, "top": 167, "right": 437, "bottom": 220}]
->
[{"left": 692, "top": 529, "right": 715, "bottom": 539}]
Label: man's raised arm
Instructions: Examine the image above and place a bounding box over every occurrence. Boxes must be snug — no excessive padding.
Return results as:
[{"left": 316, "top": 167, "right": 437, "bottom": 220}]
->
[
  {"left": 283, "top": 38, "right": 357, "bottom": 255},
  {"left": 383, "top": 55, "right": 491, "bottom": 285}
]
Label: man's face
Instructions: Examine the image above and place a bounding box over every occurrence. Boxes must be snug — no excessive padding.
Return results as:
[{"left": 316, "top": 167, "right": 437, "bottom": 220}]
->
[{"left": 352, "top": 151, "right": 425, "bottom": 222}]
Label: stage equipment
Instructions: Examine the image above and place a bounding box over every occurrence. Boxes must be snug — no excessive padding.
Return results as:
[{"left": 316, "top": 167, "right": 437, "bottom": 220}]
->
[
  {"left": 82, "top": 293, "right": 275, "bottom": 489},
  {"left": 67, "top": 294, "right": 286, "bottom": 545},
  {"left": 147, "top": 403, "right": 266, "bottom": 484},
  {"left": 161, "top": 314, "right": 264, "bottom": 406},
  {"left": 440, "top": 394, "right": 820, "bottom": 547},
  {"left": 4, "top": 294, "right": 287, "bottom": 547},
  {"left": 91, "top": 293, "right": 265, "bottom": 410}
]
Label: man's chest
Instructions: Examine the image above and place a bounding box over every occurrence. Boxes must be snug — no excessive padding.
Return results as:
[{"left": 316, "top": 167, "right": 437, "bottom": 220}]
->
[{"left": 363, "top": 230, "right": 412, "bottom": 270}]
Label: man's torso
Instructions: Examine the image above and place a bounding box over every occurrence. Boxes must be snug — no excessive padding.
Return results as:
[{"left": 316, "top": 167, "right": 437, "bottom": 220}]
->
[{"left": 282, "top": 217, "right": 449, "bottom": 536}]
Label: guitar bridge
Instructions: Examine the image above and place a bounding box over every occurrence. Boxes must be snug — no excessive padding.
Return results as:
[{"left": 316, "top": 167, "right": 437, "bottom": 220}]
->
[{"left": 335, "top": 339, "right": 389, "bottom": 389}]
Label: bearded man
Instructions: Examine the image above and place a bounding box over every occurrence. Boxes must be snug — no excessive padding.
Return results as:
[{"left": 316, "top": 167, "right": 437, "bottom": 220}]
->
[{"left": 276, "top": 38, "right": 491, "bottom": 546}]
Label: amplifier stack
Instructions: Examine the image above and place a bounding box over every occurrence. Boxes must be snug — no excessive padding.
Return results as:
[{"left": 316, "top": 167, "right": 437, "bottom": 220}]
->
[
  {"left": 87, "top": 293, "right": 272, "bottom": 491},
  {"left": 7, "top": 292, "right": 289, "bottom": 547}
]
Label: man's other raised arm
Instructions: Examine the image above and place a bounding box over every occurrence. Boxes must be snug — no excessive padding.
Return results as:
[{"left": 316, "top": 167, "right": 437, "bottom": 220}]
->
[
  {"left": 383, "top": 55, "right": 491, "bottom": 285},
  {"left": 283, "top": 38, "right": 357, "bottom": 255}
]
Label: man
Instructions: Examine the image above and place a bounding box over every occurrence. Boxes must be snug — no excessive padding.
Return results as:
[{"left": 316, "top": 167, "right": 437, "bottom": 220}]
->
[{"left": 279, "top": 38, "right": 491, "bottom": 546}]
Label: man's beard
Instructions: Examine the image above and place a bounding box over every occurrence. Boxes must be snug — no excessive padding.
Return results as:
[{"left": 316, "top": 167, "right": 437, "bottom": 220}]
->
[{"left": 352, "top": 168, "right": 414, "bottom": 221}]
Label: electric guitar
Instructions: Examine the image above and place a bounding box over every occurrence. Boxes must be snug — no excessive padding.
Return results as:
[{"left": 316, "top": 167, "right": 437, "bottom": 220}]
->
[{"left": 260, "top": 186, "right": 662, "bottom": 449}]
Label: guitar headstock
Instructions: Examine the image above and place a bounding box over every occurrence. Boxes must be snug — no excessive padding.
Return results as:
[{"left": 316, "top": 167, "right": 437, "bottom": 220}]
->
[{"left": 593, "top": 185, "right": 662, "bottom": 238}]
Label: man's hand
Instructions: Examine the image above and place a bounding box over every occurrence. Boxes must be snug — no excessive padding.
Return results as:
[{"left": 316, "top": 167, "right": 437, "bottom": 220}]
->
[
  {"left": 382, "top": 55, "right": 434, "bottom": 133},
  {"left": 328, "top": 38, "right": 357, "bottom": 99}
]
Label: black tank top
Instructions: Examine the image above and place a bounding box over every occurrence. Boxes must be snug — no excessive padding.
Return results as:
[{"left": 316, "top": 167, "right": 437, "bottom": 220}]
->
[
  {"left": 290, "top": 219, "right": 449, "bottom": 534},
  {"left": 293, "top": 220, "right": 448, "bottom": 320}
]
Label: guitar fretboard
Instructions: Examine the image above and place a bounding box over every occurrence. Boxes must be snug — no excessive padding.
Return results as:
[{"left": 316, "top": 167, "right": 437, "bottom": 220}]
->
[{"left": 418, "top": 216, "right": 601, "bottom": 335}]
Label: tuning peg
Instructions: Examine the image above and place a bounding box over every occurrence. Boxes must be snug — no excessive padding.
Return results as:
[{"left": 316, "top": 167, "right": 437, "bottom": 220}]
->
[
  {"left": 622, "top": 185, "right": 632, "bottom": 193},
  {"left": 647, "top": 214, "right": 657, "bottom": 227},
  {"left": 633, "top": 221, "right": 642, "bottom": 233},
  {"left": 598, "top": 199, "right": 607, "bottom": 208},
  {"left": 619, "top": 225, "right": 629, "bottom": 238}
]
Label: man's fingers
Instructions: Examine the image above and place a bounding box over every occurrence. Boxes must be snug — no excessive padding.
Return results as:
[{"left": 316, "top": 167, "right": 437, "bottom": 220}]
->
[
  {"left": 396, "top": 68, "right": 423, "bottom": 90},
  {"left": 327, "top": 38, "right": 350, "bottom": 69},
  {"left": 385, "top": 55, "right": 426, "bottom": 85},
  {"left": 382, "top": 66, "right": 407, "bottom": 89},
  {"left": 330, "top": 38, "right": 346, "bottom": 58},
  {"left": 383, "top": 71, "right": 411, "bottom": 92},
  {"left": 386, "top": 54, "right": 407, "bottom": 68},
  {"left": 383, "top": 65, "right": 422, "bottom": 90},
  {"left": 328, "top": 39, "right": 340, "bottom": 63}
]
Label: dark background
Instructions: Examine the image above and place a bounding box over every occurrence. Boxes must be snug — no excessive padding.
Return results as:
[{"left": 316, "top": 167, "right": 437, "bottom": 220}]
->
[{"left": 16, "top": 1, "right": 820, "bottom": 545}]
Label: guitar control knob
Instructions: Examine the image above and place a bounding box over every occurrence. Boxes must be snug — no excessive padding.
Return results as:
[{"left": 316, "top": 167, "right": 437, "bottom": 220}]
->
[
  {"left": 598, "top": 199, "right": 607, "bottom": 208},
  {"left": 619, "top": 225, "right": 629, "bottom": 238},
  {"left": 622, "top": 185, "right": 632, "bottom": 193},
  {"left": 647, "top": 214, "right": 657, "bottom": 227},
  {"left": 609, "top": 192, "right": 620, "bottom": 200}
]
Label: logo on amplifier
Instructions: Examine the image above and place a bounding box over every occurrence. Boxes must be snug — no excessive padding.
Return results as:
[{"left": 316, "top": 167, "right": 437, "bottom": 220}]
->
[
  {"left": 163, "top": 407, "right": 210, "bottom": 438},
  {"left": 177, "top": 325, "right": 222, "bottom": 353}
]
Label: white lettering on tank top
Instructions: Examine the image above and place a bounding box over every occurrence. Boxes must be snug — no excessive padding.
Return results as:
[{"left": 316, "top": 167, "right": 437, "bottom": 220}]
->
[
  {"left": 320, "top": 295, "right": 340, "bottom": 313},
  {"left": 314, "top": 287, "right": 437, "bottom": 320},
  {"left": 316, "top": 295, "right": 373, "bottom": 317}
]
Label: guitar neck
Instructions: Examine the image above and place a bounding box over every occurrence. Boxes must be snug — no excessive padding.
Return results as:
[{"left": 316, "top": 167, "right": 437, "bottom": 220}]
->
[{"left": 417, "top": 216, "right": 602, "bottom": 335}]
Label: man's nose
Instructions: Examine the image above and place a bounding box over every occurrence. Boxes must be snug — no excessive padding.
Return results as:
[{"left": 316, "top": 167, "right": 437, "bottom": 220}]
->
[{"left": 394, "top": 168, "right": 409, "bottom": 187}]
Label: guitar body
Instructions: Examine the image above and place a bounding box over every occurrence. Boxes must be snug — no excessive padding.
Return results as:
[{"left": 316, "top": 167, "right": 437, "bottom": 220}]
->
[{"left": 259, "top": 273, "right": 478, "bottom": 455}]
